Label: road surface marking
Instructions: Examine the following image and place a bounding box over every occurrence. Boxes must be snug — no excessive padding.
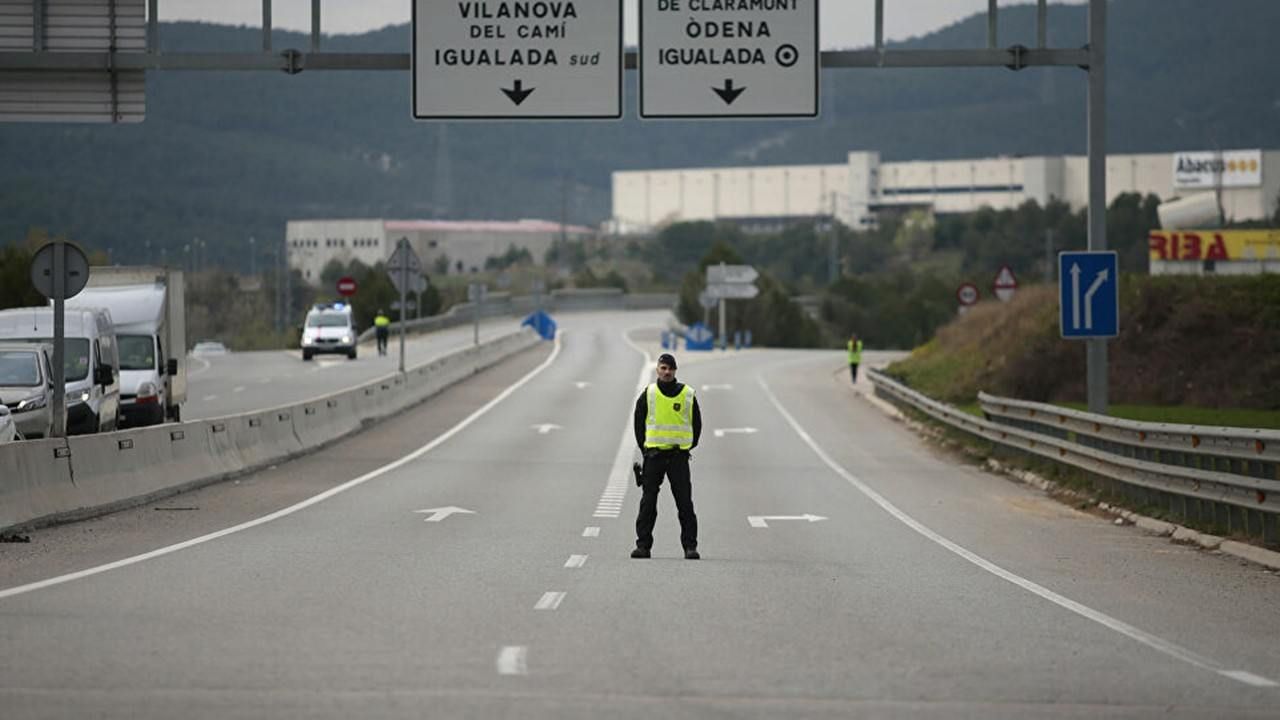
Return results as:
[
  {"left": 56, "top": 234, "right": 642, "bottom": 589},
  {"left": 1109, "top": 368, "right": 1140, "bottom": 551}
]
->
[
  {"left": 202, "top": 395, "right": 217, "bottom": 402},
  {"left": 758, "top": 373, "right": 1279, "bottom": 689},
  {"left": 590, "top": 328, "right": 653, "bottom": 521},
  {"left": 233, "top": 386, "right": 245, "bottom": 393},
  {"left": 535, "top": 591, "right": 565, "bottom": 610},
  {"left": 564, "top": 554, "right": 588, "bottom": 569},
  {"left": 413, "top": 506, "right": 475, "bottom": 523},
  {"left": 188, "top": 356, "right": 212, "bottom": 377},
  {"left": 0, "top": 333, "right": 565, "bottom": 601},
  {"left": 583, "top": 527, "right": 600, "bottom": 537},
  {"left": 747, "top": 514, "right": 827, "bottom": 528},
  {"left": 497, "top": 646, "right": 527, "bottom": 675},
  {"left": 714, "top": 427, "right": 757, "bottom": 438}
]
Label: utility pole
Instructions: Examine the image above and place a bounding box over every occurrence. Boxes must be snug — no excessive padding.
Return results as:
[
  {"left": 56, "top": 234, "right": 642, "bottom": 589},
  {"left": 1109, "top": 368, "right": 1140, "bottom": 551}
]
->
[
  {"left": 249, "top": 236, "right": 256, "bottom": 277},
  {"left": 1085, "top": 0, "right": 1108, "bottom": 414}
]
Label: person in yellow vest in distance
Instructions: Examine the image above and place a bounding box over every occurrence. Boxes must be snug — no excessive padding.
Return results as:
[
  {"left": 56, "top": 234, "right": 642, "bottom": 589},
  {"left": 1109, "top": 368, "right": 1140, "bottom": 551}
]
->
[
  {"left": 374, "top": 310, "right": 391, "bottom": 357},
  {"left": 632, "top": 353, "right": 702, "bottom": 560},
  {"left": 847, "top": 333, "right": 864, "bottom": 384}
]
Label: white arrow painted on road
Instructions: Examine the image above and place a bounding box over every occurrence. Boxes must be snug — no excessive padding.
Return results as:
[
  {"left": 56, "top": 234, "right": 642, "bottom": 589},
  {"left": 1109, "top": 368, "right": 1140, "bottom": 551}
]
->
[
  {"left": 1083, "top": 268, "right": 1109, "bottom": 330},
  {"left": 713, "top": 427, "right": 758, "bottom": 438},
  {"left": 414, "top": 506, "right": 476, "bottom": 523},
  {"left": 748, "top": 514, "right": 827, "bottom": 528},
  {"left": 532, "top": 423, "right": 562, "bottom": 434},
  {"left": 574, "top": 381, "right": 591, "bottom": 389},
  {"left": 701, "top": 384, "right": 734, "bottom": 391}
]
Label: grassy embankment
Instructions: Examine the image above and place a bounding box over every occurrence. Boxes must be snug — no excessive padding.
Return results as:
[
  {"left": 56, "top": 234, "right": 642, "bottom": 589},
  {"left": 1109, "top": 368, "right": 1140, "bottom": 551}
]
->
[{"left": 886, "top": 275, "right": 1280, "bottom": 429}]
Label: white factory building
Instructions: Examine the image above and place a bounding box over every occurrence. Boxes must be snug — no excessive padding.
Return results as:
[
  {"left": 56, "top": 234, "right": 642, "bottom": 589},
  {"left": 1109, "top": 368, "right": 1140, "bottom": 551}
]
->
[
  {"left": 286, "top": 218, "right": 595, "bottom": 287},
  {"left": 611, "top": 149, "right": 1280, "bottom": 233}
]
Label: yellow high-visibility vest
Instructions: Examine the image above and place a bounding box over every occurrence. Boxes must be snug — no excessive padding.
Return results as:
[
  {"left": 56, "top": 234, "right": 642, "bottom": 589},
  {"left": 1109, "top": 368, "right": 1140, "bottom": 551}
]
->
[
  {"left": 644, "top": 383, "right": 694, "bottom": 450},
  {"left": 847, "top": 339, "right": 863, "bottom": 364},
  {"left": 375, "top": 315, "right": 391, "bottom": 328}
]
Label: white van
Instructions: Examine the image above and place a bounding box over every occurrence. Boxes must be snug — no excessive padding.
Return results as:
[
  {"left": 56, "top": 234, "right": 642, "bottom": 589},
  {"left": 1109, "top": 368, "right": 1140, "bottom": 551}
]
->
[
  {"left": 0, "top": 307, "right": 121, "bottom": 435},
  {"left": 301, "top": 302, "right": 357, "bottom": 361}
]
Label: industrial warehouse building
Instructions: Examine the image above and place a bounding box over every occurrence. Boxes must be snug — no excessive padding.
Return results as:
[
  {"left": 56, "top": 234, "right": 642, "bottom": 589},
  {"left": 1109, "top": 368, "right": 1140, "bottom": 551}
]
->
[
  {"left": 611, "top": 149, "right": 1280, "bottom": 235},
  {"left": 286, "top": 218, "right": 594, "bottom": 287}
]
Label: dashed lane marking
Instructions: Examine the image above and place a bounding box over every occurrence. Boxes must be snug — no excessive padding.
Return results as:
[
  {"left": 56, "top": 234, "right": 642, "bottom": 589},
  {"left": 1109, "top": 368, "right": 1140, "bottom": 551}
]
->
[
  {"left": 564, "top": 554, "right": 588, "bottom": 569},
  {"left": 497, "top": 646, "right": 527, "bottom": 676},
  {"left": 534, "top": 591, "right": 565, "bottom": 611},
  {"left": 583, "top": 527, "right": 600, "bottom": 537}
]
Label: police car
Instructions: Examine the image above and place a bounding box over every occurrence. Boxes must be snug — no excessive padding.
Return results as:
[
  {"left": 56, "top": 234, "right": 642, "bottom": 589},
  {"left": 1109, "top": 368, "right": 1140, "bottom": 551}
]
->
[{"left": 301, "top": 303, "right": 357, "bottom": 361}]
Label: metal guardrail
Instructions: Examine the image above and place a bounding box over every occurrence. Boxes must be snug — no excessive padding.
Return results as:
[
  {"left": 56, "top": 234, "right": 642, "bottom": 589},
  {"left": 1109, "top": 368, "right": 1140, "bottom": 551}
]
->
[{"left": 867, "top": 369, "right": 1280, "bottom": 547}]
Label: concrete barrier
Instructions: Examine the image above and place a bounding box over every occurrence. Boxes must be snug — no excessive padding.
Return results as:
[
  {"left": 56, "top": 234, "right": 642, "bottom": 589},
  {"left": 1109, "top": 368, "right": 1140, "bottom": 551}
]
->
[
  {"left": 0, "top": 438, "right": 75, "bottom": 529},
  {"left": 1, "top": 327, "right": 543, "bottom": 533}
]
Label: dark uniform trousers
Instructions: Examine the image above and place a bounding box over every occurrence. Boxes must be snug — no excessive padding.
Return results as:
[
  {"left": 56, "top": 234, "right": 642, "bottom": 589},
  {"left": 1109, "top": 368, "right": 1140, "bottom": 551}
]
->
[{"left": 636, "top": 449, "right": 698, "bottom": 551}]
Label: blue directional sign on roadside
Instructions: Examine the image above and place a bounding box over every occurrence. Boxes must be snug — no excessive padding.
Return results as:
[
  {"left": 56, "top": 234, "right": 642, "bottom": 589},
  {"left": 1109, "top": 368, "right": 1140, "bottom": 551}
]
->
[
  {"left": 685, "top": 323, "right": 715, "bottom": 351},
  {"left": 1059, "top": 251, "right": 1119, "bottom": 339}
]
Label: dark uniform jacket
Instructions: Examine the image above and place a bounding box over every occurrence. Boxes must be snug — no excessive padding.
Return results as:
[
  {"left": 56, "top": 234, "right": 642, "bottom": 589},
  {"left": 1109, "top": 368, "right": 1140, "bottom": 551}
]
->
[{"left": 633, "top": 379, "right": 702, "bottom": 452}]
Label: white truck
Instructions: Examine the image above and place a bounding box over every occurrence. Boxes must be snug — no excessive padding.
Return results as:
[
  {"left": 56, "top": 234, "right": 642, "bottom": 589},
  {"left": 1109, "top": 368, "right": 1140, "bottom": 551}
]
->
[{"left": 69, "top": 267, "right": 187, "bottom": 426}]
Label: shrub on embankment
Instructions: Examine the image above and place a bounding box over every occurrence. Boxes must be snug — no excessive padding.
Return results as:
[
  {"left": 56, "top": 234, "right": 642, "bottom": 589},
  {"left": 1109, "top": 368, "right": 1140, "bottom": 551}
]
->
[{"left": 887, "top": 275, "right": 1280, "bottom": 410}]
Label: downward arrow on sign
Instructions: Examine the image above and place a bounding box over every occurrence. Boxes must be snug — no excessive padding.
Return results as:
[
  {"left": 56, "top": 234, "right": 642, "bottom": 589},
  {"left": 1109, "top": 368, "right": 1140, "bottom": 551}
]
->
[
  {"left": 712, "top": 79, "right": 746, "bottom": 105},
  {"left": 502, "top": 79, "right": 535, "bottom": 106}
]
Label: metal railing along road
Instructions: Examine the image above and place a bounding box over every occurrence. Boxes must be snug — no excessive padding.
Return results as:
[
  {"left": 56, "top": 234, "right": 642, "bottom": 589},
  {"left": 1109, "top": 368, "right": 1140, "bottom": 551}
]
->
[{"left": 867, "top": 369, "right": 1280, "bottom": 547}]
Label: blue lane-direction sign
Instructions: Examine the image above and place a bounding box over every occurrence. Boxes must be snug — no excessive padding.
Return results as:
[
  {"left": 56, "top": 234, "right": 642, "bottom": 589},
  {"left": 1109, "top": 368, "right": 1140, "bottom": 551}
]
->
[
  {"left": 685, "top": 322, "right": 715, "bottom": 351},
  {"left": 1059, "top": 251, "right": 1119, "bottom": 339}
]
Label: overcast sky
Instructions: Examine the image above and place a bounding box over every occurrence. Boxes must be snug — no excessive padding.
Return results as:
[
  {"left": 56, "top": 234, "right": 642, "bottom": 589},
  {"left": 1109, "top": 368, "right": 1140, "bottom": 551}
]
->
[{"left": 157, "top": 1, "right": 1085, "bottom": 49}]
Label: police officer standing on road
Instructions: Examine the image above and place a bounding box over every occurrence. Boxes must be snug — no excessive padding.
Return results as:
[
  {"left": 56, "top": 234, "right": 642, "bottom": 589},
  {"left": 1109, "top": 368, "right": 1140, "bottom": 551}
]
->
[
  {"left": 847, "top": 333, "right": 864, "bottom": 384},
  {"left": 375, "top": 310, "right": 391, "bottom": 356},
  {"left": 632, "top": 353, "right": 702, "bottom": 560}
]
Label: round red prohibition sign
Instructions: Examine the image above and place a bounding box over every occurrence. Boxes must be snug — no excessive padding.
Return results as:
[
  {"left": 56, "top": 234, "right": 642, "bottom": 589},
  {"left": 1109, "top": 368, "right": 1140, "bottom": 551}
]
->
[
  {"left": 336, "top": 276, "right": 358, "bottom": 297},
  {"left": 956, "top": 283, "right": 980, "bottom": 306}
]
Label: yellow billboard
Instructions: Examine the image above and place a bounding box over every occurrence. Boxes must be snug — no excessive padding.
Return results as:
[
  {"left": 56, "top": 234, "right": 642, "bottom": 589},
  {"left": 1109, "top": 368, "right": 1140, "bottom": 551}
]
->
[{"left": 1149, "top": 229, "right": 1280, "bottom": 261}]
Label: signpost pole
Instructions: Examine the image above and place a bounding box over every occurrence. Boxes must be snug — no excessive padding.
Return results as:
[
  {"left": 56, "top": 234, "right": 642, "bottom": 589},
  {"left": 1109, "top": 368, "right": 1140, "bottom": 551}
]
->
[
  {"left": 1086, "top": 0, "right": 1108, "bottom": 415},
  {"left": 473, "top": 286, "right": 481, "bottom": 347},
  {"left": 718, "top": 298, "right": 726, "bottom": 351},
  {"left": 399, "top": 239, "right": 408, "bottom": 374},
  {"left": 51, "top": 239, "right": 66, "bottom": 438}
]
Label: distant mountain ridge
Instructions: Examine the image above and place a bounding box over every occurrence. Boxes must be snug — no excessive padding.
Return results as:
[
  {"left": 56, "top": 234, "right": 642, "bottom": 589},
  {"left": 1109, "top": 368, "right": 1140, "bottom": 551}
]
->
[{"left": 1, "top": 0, "right": 1277, "bottom": 271}]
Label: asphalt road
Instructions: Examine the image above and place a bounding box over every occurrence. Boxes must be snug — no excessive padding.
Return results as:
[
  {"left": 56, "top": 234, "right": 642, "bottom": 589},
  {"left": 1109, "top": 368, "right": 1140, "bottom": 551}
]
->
[
  {"left": 184, "top": 317, "right": 522, "bottom": 420},
  {"left": 2, "top": 311, "right": 1278, "bottom": 719}
]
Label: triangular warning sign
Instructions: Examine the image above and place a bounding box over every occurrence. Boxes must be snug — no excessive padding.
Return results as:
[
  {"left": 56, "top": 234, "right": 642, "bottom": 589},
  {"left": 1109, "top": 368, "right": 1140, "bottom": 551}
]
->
[{"left": 993, "top": 265, "right": 1017, "bottom": 288}]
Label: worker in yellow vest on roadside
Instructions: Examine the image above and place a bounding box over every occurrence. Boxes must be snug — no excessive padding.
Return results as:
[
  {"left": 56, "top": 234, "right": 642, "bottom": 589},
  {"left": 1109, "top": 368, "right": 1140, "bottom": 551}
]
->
[
  {"left": 374, "top": 310, "right": 391, "bottom": 356},
  {"left": 632, "top": 353, "right": 702, "bottom": 560},
  {"left": 847, "top": 333, "right": 864, "bottom": 384}
]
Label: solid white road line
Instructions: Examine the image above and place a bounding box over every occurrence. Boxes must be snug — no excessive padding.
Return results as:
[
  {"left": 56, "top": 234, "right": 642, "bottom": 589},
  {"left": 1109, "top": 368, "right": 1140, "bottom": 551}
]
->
[
  {"left": 497, "top": 646, "right": 528, "bottom": 676},
  {"left": 0, "top": 334, "right": 565, "bottom": 601},
  {"left": 534, "top": 591, "right": 566, "bottom": 610},
  {"left": 187, "top": 356, "right": 212, "bottom": 377},
  {"left": 564, "top": 554, "right": 588, "bottom": 569},
  {"left": 583, "top": 527, "right": 600, "bottom": 537},
  {"left": 757, "top": 374, "right": 1279, "bottom": 689}
]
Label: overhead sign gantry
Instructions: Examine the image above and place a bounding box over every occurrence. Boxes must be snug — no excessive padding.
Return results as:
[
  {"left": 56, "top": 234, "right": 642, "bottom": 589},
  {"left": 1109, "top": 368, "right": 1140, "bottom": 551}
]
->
[{"left": 412, "top": 0, "right": 623, "bottom": 119}]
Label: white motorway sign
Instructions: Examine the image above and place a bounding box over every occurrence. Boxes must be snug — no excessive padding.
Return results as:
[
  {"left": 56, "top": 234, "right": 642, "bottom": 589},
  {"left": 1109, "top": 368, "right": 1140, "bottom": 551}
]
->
[
  {"left": 640, "top": 0, "right": 819, "bottom": 118},
  {"left": 413, "top": 0, "right": 623, "bottom": 119}
]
